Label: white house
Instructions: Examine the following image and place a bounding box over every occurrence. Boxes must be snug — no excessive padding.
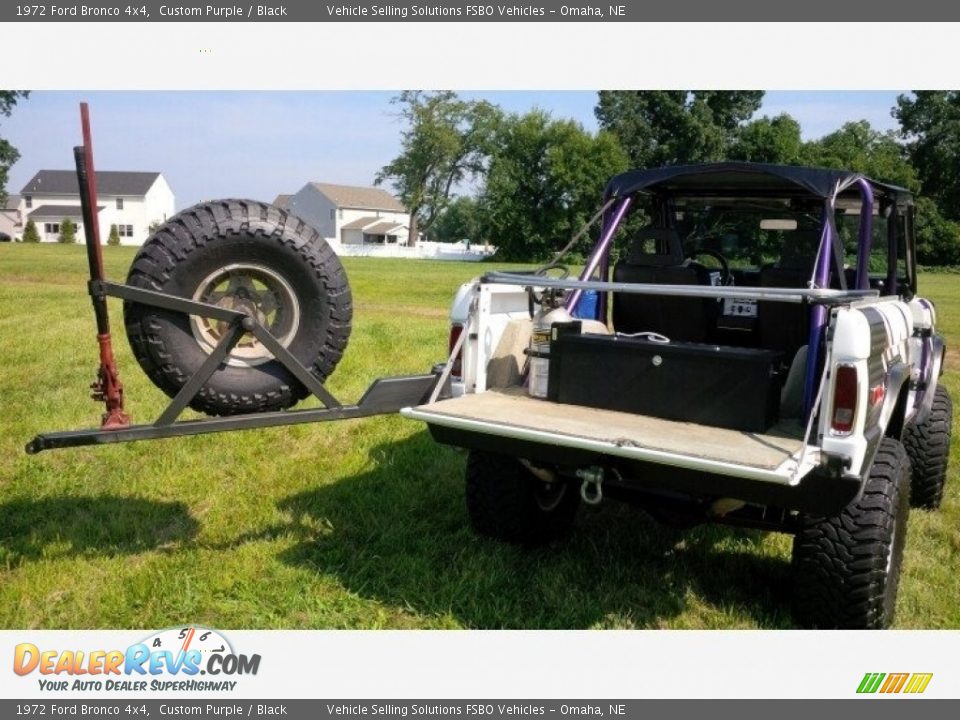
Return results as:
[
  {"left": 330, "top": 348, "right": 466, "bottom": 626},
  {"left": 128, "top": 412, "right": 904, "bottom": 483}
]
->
[
  {"left": 19, "top": 170, "right": 175, "bottom": 245},
  {"left": 285, "top": 182, "right": 409, "bottom": 247},
  {"left": 0, "top": 194, "right": 20, "bottom": 239}
]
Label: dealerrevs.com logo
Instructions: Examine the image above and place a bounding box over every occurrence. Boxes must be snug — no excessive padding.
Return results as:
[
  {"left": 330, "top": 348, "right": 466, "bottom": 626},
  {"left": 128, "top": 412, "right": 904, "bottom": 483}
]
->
[{"left": 13, "top": 627, "right": 260, "bottom": 692}]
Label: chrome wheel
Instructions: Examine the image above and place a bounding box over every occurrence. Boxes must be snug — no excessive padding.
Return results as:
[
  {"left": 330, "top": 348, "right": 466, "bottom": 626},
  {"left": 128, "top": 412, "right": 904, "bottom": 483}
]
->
[{"left": 190, "top": 263, "right": 301, "bottom": 367}]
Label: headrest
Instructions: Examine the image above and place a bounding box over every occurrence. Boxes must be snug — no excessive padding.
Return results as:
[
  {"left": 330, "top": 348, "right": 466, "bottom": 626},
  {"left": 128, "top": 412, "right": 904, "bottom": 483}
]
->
[
  {"left": 625, "top": 228, "right": 685, "bottom": 267},
  {"left": 778, "top": 230, "right": 823, "bottom": 271}
]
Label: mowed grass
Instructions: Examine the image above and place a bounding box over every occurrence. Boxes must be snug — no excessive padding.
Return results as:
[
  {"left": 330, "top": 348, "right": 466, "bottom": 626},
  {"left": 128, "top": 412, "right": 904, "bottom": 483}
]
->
[{"left": 0, "top": 243, "right": 958, "bottom": 629}]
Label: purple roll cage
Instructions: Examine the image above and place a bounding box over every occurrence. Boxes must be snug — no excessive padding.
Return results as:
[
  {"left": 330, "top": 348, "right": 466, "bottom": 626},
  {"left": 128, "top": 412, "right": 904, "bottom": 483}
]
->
[{"left": 558, "top": 171, "right": 882, "bottom": 424}]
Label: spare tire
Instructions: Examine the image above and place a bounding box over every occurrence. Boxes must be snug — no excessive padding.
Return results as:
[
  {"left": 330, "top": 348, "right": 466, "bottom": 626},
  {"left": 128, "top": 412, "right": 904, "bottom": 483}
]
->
[{"left": 124, "top": 200, "right": 352, "bottom": 416}]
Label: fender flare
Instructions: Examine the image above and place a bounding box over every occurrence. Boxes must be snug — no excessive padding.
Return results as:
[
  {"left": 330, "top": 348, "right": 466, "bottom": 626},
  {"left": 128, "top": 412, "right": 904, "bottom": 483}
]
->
[
  {"left": 858, "top": 361, "right": 911, "bottom": 480},
  {"left": 913, "top": 334, "right": 947, "bottom": 425}
]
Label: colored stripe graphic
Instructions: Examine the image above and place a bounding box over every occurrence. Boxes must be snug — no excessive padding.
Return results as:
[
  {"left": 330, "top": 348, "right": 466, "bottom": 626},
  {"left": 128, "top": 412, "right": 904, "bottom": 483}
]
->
[
  {"left": 857, "top": 673, "right": 885, "bottom": 693},
  {"left": 857, "top": 672, "right": 932, "bottom": 694},
  {"left": 903, "top": 673, "right": 933, "bottom": 694},
  {"left": 880, "top": 673, "right": 909, "bottom": 693}
]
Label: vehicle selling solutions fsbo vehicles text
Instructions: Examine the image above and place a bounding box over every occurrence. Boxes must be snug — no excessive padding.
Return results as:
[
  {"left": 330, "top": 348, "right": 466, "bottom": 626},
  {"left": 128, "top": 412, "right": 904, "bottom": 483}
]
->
[{"left": 325, "top": 4, "right": 550, "bottom": 17}]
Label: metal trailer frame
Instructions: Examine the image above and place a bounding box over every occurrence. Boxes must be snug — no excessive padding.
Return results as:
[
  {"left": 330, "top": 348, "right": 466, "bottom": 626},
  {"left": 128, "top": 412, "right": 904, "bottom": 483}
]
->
[
  {"left": 25, "top": 105, "right": 446, "bottom": 455},
  {"left": 25, "top": 277, "right": 447, "bottom": 454}
]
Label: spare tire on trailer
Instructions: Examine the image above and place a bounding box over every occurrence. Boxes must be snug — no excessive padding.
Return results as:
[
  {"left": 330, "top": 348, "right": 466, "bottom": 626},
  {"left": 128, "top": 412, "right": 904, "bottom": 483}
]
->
[{"left": 123, "top": 200, "right": 352, "bottom": 416}]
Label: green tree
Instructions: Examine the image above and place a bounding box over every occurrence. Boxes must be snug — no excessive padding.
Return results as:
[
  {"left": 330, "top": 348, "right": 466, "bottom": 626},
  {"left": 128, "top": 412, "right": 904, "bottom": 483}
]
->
[
  {"left": 107, "top": 224, "right": 121, "bottom": 246},
  {"left": 801, "top": 119, "right": 959, "bottom": 265},
  {"left": 913, "top": 196, "right": 960, "bottom": 266},
  {"left": 803, "top": 120, "right": 918, "bottom": 190},
  {"left": 595, "top": 90, "right": 764, "bottom": 168},
  {"left": 895, "top": 91, "right": 960, "bottom": 219},
  {"left": 22, "top": 218, "right": 40, "bottom": 243},
  {"left": 429, "top": 196, "right": 480, "bottom": 242},
  {"left": 478, "top": 111, "right": 628, "bottom": 261},
  {"left": 58, "top": 218, "right": 77, "bottom": 243},
  {"left": 729, "top": 114, "right": 805, "bottom": 164},
  {"left": 376, "top": 91, "right": 500, "bottom": 246},
  {"left": 0, "top": 91, "right": 29, "bottom": 205}
]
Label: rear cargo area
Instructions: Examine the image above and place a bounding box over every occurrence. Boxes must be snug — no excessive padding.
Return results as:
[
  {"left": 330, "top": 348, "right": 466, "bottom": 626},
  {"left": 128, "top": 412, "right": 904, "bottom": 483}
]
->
[{"left": 410, "top": 387, "right": 805, "bottom": 472}]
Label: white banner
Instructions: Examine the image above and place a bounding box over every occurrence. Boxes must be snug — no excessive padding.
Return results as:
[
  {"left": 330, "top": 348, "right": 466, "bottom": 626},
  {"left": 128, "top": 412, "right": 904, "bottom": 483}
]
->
[{"left": 1, "top": 629, "right": 957, "bottom": 699}]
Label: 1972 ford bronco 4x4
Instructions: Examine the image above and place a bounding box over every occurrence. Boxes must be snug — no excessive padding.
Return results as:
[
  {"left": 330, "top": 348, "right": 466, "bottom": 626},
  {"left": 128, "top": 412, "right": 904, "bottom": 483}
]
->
[
  {"left": 29, "top": 128, "right": 951, "bottom": 631},
  {"left": 403, "top": 162, "right": 952, "bottom": 629}
]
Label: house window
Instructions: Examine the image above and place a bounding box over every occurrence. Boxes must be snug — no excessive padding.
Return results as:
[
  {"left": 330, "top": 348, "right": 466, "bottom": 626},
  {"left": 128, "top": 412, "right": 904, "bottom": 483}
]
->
[
  {"left": 329, "top": 209, "right": 335, "bottom": 221},
  {"left": 119, "top": 225, "right": 134, "bottom": 238},
  {"left": 45, "top": 223, "right": 60, "bottom": 234},
  {"left": 25, "top": 196, "right": 32, "bottom": 209},
  {"left": 116, "top": 198, "right": 124, "bottom": 210}
]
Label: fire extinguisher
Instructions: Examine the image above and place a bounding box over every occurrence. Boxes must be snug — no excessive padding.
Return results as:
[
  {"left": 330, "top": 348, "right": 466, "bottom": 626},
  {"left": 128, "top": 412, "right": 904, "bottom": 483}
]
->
[{"left": 526, "top": 289, "right": 572, "bottom": 399}]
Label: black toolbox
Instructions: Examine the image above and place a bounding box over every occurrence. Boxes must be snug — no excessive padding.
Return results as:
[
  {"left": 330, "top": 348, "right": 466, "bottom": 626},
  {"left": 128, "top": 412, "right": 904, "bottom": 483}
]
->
[{"left": 547, "top": 331, "right": 783, "bottom": 433}]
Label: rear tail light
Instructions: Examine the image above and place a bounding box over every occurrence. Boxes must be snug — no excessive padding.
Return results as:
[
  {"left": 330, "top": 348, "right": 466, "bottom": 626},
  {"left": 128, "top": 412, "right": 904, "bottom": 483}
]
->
[
  {"left": 831, "top": 364, "right": 859, "bottom": 434},
  {"left": 448, "top": 324, "right": 464, "bottom": 378}
]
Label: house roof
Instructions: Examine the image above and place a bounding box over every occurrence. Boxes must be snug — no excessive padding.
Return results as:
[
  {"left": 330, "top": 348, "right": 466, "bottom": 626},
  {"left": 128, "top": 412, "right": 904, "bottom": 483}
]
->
[
  {"left": 28, "top": 204, "right": 103, "bottom": 220},
  {"left": 311, "top": 183, "right": 406, "bottom": 212},
  {"left": 340, "top": 216, "right": 380, "bottom": 230},
  {"left": 364, "top": 221, "right": 404, "bottom": 235},
  {"left": 21, "top": 170, "right": 162, "bottom": 197},
  {"left": 272, "top": 194, "right": 291, "bottom": 208}
]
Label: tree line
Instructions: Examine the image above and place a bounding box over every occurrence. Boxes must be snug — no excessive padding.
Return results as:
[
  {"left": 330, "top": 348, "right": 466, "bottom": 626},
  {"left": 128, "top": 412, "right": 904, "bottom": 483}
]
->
[{"left": 376, "top": 91, "right": 960, "bottom": 266}]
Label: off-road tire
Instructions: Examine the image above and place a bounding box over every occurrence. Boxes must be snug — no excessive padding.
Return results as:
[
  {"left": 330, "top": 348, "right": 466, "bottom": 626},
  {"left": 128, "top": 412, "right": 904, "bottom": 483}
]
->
[
  {"left": 466, "top": 450, "right": 580, "bottom": 546},
  {"left": 903, "top": 385, "right": 953, "bottom": 509},
  {"left": 124, "top": 200, "right": 351, "bottom": 416},
  {"left": 791, "top": 437, "right": 910, "bottom": 629}
]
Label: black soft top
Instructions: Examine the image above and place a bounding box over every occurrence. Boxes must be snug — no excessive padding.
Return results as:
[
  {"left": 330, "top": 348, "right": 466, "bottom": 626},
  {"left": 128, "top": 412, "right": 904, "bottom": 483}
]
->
[{"left": 605, "top": 162, "right": 912, "bottom": 203}]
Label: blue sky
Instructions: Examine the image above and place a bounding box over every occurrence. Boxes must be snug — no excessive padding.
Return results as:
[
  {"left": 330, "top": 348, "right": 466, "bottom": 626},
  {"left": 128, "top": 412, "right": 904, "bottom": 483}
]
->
[{"left": 2, "top": 91, "right": 904, "bottom": 210}]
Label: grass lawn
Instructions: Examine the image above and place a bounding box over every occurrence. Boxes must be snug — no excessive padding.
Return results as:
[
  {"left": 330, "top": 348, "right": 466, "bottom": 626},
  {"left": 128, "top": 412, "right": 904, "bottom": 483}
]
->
[{"left": 1, "top": 243, "right": 958, "bottom": 629}]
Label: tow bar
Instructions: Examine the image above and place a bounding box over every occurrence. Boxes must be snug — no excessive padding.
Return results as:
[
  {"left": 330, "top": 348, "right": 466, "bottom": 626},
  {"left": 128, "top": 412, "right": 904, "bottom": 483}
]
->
[{"left": 25, "top": 104, "right": 448, "bottom": 454}]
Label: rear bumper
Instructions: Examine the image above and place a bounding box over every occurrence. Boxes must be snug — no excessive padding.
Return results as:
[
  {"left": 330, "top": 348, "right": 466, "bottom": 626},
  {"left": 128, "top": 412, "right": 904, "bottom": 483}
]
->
[{"left": 403, "top": 406, "right": 861, "bottom": 516}]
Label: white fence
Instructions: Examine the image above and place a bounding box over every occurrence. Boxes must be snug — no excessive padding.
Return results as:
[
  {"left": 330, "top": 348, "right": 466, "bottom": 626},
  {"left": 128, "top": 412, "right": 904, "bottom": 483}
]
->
[{"left": 329, "top": 240, "right": 495, "bottom": 262}]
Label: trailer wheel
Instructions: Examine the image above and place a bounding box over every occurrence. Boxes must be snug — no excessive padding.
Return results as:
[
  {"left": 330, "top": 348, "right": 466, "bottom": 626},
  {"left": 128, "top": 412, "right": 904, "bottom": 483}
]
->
[
  {"left": 791, "top": 437, "right": 910, "bottom": 629},
  {"left": 465, "top": 450, "right": 580, "bottom": 545},
  {"left": 903, "top": 385, "right": 953, "bottom": 509},
  {"left": 124, "top": 200, "right": 351, "bottom": 416}
]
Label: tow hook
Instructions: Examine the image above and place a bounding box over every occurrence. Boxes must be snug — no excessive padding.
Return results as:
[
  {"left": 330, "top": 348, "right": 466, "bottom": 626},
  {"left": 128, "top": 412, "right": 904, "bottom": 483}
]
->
[{"left": 577, "top": 467, "right": 604, "bottom": 505}]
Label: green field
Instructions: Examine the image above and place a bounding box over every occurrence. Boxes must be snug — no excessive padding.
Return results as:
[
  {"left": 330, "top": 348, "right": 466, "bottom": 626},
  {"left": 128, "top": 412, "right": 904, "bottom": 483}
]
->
[{"left": 1, "top": 244, "right": 957, "bottom": 629}]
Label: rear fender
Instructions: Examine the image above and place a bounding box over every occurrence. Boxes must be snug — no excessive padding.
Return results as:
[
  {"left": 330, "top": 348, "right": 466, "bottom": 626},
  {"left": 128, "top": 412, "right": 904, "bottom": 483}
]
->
[{"left": 820, "top": 301, "right": 912, "bottom": 478}]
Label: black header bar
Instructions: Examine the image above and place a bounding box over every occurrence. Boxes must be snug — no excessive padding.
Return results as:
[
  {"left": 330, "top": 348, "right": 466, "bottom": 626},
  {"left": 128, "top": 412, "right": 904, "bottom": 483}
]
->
[
  {"left": 4, "top": 0, "right": 957, "bottom": 22},
  {"left": 1, "top": 700, "right": 959, "bottom": 720}
]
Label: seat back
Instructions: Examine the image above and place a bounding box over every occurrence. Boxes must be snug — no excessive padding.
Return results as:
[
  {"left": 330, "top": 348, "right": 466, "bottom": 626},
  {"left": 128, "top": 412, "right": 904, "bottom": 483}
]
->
[
  {"left": 612, "top": 229, "right": 710, "bottom": 342},
  {"left": 758, "top": 230, "right": 821, "bottom": 358}
]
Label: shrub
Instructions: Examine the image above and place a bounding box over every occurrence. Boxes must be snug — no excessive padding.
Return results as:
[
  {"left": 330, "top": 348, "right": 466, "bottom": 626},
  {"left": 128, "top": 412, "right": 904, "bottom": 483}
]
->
[
  {"left": 22, "top": 219, "right": 40, "bottom": 243},
  {"left": 107, "top": 224, "right": 121, "bottom": 246},
  {"left": 58, "top": 218, "right": 77, "bottom": 244}
]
